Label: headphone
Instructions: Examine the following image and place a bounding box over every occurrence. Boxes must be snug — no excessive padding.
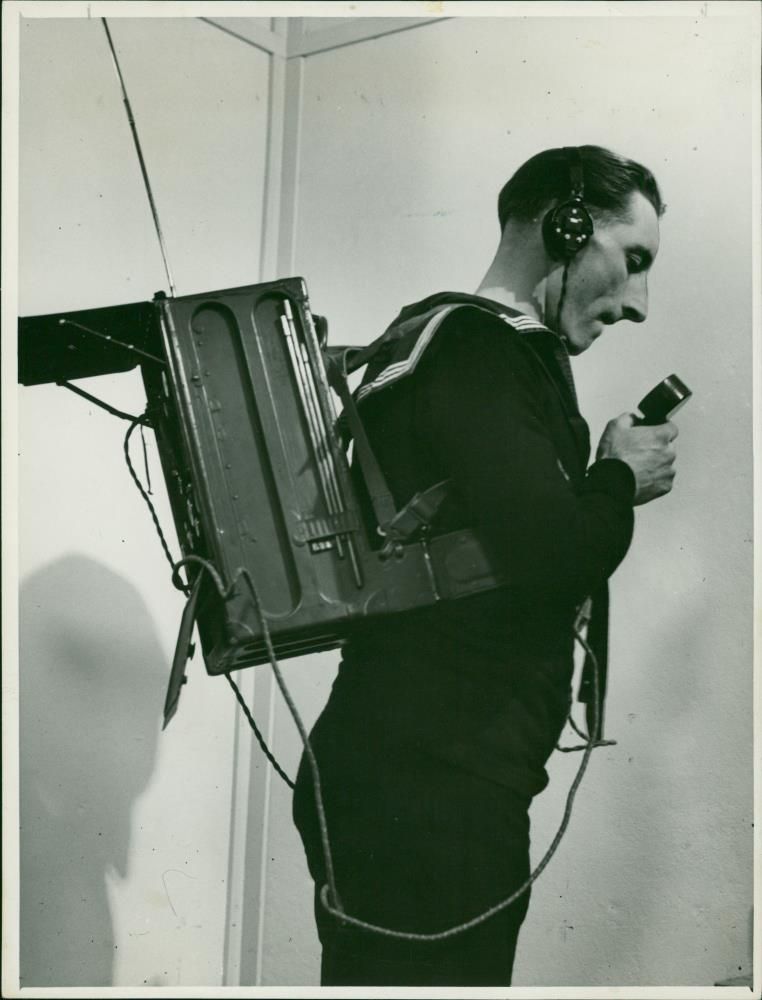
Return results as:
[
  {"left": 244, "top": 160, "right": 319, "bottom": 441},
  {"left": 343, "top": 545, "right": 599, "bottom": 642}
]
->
[{"left": 541, "top": 147, "right": 594, "bottom": 260}]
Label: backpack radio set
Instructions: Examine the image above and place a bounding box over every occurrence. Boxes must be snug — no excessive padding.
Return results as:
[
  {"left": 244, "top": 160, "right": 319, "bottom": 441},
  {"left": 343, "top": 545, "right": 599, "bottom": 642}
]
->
[{"left": 19, "top": 277, "right": 509, "bottom": 723}]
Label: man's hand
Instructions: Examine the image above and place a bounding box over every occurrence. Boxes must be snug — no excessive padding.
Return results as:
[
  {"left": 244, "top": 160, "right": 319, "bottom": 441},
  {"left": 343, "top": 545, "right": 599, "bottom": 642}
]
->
[{"left": 596, "top": 413, "right": 678, "bottom": 505}]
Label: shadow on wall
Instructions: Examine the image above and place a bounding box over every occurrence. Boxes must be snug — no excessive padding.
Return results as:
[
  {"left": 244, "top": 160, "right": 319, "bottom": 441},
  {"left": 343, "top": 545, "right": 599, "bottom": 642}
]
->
[{"left": 19, "top": 555, "right": 167, "bottom": 987}]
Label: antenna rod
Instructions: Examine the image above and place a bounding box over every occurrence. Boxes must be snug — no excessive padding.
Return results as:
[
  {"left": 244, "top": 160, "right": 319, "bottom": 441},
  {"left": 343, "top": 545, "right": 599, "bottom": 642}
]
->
[{"left": 101, "top": 17, "right": 177, "bottom": 297}]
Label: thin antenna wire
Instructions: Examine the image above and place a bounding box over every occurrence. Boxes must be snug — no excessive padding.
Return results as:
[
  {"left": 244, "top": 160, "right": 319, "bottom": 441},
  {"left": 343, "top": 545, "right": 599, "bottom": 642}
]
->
[{"left": 101, "top": 17, "right": 177, "bottom": 297}]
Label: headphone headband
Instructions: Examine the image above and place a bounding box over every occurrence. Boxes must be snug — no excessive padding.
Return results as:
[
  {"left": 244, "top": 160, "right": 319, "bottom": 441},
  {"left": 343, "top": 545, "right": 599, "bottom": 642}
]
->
[{"left": 565, "top": 146, "right": 585, "bottom": 201}]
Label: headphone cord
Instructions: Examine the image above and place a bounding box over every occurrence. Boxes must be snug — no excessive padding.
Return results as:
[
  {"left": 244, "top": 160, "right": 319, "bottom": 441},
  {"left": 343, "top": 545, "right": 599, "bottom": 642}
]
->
[{"left": 556, "top": 260, "right": 571, "bottom": 340}]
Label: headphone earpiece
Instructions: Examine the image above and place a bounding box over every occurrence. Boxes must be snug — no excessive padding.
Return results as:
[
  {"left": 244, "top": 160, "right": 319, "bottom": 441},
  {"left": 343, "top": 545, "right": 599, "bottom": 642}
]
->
[{"left": 542, "top": 148, "right": 595, "bottom": 261}]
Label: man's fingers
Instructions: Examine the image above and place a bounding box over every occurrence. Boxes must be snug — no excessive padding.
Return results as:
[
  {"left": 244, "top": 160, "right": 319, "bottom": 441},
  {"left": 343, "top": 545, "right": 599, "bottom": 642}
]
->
[{"left": 650, "top": 422, "right": 678, "bottom": 443}]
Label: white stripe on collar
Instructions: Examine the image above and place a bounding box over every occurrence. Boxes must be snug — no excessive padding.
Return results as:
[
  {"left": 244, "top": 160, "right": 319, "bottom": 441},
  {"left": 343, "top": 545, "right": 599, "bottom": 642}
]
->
[{"left": 356, "top": 303, "right": 550, "bottom": 404}]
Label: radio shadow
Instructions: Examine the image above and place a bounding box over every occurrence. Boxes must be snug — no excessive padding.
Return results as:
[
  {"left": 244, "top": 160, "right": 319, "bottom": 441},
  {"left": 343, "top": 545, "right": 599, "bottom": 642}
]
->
[{"left": 19, "top": 554, "right": 166, "bottom": 987}]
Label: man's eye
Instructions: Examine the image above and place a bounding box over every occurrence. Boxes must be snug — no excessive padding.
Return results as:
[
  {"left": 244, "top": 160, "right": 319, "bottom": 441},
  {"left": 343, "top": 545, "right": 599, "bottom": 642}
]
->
[{"left": 627, "top": 254, "right": 644, "bottom": 273}]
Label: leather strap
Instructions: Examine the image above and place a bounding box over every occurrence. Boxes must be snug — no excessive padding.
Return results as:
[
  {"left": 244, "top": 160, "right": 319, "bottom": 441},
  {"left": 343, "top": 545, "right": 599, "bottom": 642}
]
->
[{"left": 325, "top": 352, "right": 398, "bottom": 530}]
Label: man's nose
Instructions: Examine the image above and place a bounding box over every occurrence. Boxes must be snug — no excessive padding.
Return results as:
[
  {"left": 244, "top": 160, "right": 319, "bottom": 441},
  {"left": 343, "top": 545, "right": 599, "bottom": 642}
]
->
[{"left": 622, "top": 274, "right": 648, "bottom": 323}]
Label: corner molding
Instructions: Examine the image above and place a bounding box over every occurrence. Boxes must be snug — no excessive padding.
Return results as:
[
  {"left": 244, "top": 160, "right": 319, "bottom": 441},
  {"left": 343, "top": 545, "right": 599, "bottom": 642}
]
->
[
  {"left": 199, "top": 18, "right": 287, "bottom": 58},
  {"left": 200, "top": 15, "right": 448, "bottom": 59}
]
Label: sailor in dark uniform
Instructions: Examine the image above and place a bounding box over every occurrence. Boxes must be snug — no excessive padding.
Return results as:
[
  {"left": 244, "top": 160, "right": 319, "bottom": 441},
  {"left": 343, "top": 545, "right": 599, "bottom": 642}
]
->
[{"left": 293, "top": 145, "right": 678, "bottom": 986}]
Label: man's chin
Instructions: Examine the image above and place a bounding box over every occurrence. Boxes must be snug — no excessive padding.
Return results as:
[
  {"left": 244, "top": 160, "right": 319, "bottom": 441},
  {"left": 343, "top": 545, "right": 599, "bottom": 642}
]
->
[
  {"left": 567, "top": 324, "right": 603, "bottom": 355},
  {"left": 565, "top": 337, "right": 588, "bottom": 357}
]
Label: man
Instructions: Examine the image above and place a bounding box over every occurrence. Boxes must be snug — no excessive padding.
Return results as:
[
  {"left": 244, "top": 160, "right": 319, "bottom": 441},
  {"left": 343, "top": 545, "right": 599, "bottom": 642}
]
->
[{"left": 293, "top": 145, "right": 678, "bottom": 986}]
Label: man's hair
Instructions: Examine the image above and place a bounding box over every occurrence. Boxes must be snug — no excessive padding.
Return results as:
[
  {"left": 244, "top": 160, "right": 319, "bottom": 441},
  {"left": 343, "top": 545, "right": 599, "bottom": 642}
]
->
[{"left": 497, "top": 145, "right": 664, "bottom": 231}]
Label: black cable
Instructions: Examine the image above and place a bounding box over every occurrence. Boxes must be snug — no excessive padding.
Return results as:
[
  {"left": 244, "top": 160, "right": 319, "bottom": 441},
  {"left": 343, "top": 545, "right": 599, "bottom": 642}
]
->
[
  {"left": 171, "top": 554, "right": 224, "bottom": 596},
  {"left": 193, "top": 553, "right": 612, "bottom": 939},
  {"left": 119, "top": 400, "right": 612, "bottom": 941},
  {"left": 233, "top": 566, "right": 343, "bottom": 911},
  {"left": 568, "top": 714, "right": 589, "bottom": 741},
  {"left": 124, "top": 416, "right": 179, "bottom": 579},
  {"left": 59, "top": 380, "right": 150, "bottom": 424},
  {"left": 556, "top": 260, "right": 571, "bottom": 336},
  {"left": 165, "top": 556, "right": 298, "bottom": 792},
  {"left": 123, "top": 440, "right": 612, "bottom": 940},
  {"left": 229, "top": 550, "right": 610, "bottom": 940},
  {"left": 120, "top": 424, "right": 298, "bottom": 794},
  {"left": 225, "top": 673, "right": 295, "bottom": 790}
]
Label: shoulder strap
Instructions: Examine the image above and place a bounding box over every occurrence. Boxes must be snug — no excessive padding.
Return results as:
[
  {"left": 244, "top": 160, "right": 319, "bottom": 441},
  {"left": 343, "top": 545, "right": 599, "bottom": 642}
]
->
[
  {"left": 325, "top": 348, "right": 454, "bottom": 542},
  {"left": 325, "top": 351, "right": 398, "bottom": 529}
]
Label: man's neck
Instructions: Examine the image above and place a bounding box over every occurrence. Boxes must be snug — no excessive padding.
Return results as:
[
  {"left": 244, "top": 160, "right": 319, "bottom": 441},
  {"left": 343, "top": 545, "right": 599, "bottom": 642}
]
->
[
  {"left": 474, "top": 223, "right": 555, "bottom": 325},
  {"left": 473, "top": 282, "right": 541, "bottom": 319}
]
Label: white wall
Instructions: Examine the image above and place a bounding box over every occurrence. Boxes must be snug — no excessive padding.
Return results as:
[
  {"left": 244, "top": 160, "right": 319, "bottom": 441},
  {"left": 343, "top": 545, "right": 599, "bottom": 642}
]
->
[
  {"left": 258, "top": 12, "right": 756, "bottom": 988},
  {"left": 16, "top": 15, "right": 273, "bottom": 988},
  {"left": 11, "top": 8, "right": 757, "bottom": 992}
]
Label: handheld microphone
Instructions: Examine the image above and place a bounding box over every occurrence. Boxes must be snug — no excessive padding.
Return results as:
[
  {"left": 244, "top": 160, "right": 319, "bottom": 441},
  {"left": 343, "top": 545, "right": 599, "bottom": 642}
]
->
[{"left": 635, "top": 374, "right": 692, "bottom": 426}]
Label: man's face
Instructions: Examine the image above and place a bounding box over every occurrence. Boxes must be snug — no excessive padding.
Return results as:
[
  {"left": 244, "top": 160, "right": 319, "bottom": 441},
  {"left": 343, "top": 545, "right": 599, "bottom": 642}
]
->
[{"left": 557, "top": 191, "right": 660, "bottom": 355}]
